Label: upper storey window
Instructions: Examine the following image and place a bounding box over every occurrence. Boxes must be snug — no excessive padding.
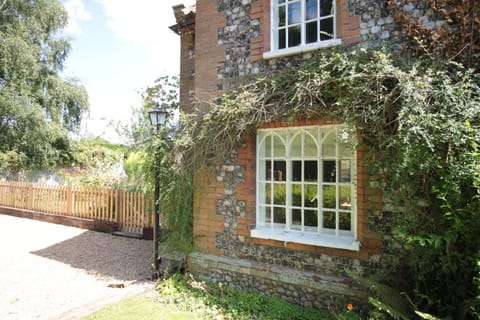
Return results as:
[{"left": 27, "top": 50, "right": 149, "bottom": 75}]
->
[{"left": 265, "top": 0, "right": 341, "bottom": 59}]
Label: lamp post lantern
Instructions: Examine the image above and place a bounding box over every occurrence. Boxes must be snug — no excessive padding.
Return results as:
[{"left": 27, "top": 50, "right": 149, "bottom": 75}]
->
[{"left": 148, "top": 104, "right": 169, "bottom": 274}]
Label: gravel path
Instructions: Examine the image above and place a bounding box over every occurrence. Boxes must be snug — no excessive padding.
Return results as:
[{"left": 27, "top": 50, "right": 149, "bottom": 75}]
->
[{"left": 0, "top": 214, "right": 156, "bottom": 320}]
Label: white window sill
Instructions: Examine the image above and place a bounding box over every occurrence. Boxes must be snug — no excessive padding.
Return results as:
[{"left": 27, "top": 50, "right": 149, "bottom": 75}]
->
[
  {"left": 263, "top": 39, "right": 342, "bottom": 60},
  {"left": 251, "top": 227, "right": 360, "bottom": 251}
]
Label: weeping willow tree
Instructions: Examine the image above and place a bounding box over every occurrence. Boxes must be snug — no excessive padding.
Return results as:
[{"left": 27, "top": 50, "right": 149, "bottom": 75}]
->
[{"left": 0, "top": 0, "right": 88, "bottom": 176}]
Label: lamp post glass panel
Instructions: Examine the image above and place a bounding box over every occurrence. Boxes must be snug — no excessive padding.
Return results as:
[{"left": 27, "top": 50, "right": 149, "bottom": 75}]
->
[{"left": 148, "top": 105, "right": 169, "bottom": 272}]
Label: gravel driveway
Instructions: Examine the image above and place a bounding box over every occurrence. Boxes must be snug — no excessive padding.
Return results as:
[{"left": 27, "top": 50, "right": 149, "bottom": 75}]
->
[{"left": 0, "top": 214, "right": 155, "bottom": 320}]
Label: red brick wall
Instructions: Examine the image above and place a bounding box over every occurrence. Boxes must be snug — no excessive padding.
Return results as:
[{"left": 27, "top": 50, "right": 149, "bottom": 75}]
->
[
  {"left": 337, "top": 0, "right": 361, "bottom": 45},
  {"left": 192, "top": 168, "right": 223, "bottom": 255},
  {"left": 179, "top": 24, "right": 196, "bottom": 113},
  {"left": 194, "top": 0, "right": 225, "bottom": 111}
]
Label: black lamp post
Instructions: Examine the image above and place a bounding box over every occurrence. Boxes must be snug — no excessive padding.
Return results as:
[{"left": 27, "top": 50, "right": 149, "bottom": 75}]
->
[{"left": 148, "top": 104, "right": 169, "bottom": 273}]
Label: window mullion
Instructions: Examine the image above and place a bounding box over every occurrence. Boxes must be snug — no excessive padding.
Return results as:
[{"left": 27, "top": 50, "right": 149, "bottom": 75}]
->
[
  {"left": 301, "top": 0, "right": 305, "bottom": 46},
  {"left": 335, "top": 128, "right": 340, "bottom": 237},
  {"left": 269, "top": 135, "right": 274, "bottom": 229},
  {"left": 333, "top": 0, "right": 337, "bottom": 39},
  {"left": 285, "top": 2, "right": 289, "bottom": 48},
  {"left": 318, "top": 128, "right": 323, "bottom": 234},
  {"left": 286, "top": 158, "right": 291, "bottom": 231},
  {"left": 301, "top": 129, "right": 305, "bottom": 232}
]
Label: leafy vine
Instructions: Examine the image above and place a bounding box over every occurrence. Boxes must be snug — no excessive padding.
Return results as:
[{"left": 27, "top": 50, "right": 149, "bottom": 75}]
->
[{"left": 171, "top": 46, "right": 480, "bottom": 317}]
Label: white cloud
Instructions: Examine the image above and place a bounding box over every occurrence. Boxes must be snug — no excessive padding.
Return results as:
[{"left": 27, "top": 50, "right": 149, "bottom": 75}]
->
[
  {"left": 95, "top": 0, "right": 183, "bottom": 44},
  {"left": 63, "top": 0, "right": 92, "bottom": 35},
  {"left": 95, "top": 0, "right": 196, "bottom": 79}
]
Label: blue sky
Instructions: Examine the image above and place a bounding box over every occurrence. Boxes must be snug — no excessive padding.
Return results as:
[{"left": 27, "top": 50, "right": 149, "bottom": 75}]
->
[{"left": 61, "top": 0, "right": 195, "bottom": 142}]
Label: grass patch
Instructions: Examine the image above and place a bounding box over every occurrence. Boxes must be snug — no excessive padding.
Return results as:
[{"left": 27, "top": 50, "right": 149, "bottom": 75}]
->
[
  {"left": 83, "top": 274, "right": 359, "bottom": 319},
  {"left": 81, "top": 295, "right": 194, "bottom": 320}
]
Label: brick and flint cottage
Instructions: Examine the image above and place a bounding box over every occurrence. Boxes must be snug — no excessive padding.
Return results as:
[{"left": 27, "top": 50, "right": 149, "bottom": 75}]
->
[{"left": 169, "top": 0, "right": 435, "bottom": 309}]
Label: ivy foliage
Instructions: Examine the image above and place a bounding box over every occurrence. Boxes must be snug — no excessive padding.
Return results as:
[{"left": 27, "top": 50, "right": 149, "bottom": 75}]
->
[
  {"left": 172, "top": 47, "right": 480, "bottom": 318},
  {"left": 127, "top": 76, "right": 194, "bottom": 253}
]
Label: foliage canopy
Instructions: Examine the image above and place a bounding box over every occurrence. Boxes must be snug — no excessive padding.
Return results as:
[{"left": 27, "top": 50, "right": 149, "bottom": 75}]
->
[{"left": 0, "top": 0, "right": 88, "bottom": 174}]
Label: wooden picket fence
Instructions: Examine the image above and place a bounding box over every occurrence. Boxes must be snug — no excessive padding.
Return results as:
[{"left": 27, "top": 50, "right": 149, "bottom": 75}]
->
[{"left": 0, "top": 181, "right": 154, "bottom": 234}]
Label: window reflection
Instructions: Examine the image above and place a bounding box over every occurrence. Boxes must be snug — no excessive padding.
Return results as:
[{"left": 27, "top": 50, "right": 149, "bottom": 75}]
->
[
  {"left": 339, "top": 212, "right": 351, "bottom": 230},
  {"left": 339, "top": 160, "right": 351, "bottom": 182},
  {"left": 306, "top": 21, "right": 318, "bottom": 43},
  {"left": 273, "top": 207, "right": 286, "bottom": 224},
  {"left": 323, "top": 160, "right": 336, "bottom": 182},
  {"left": 292, "top": 161, "right": 302, "bottom": 181},
  {"left": 320, "top": 18, "right": 334, "bottom": 40},
  {"left": 322, "top": 185, "right": 336, "bottom": 208},
  {"left": 323, "top": 211, "right": 335, "bottom": 229},
  {"left": 288, "top": 1, "right": 301, "bottom": 24},
  {"left": 305, "top": 210, "right": 318, "bottom": 227},
  {"left": 288, "top": 25, "right": 301, "bottom": 47},
  {"left": 306, "top": 0, "right": 317, "bottom": 20},
  {"left": 304, "top": 161, "right": 318, "bottom": 181},
  {"left": 292, "top": 209, "right": 302, "bottom": 230},
  {"left": 320, "top": 0, "right": 333, "bottom": 17}
]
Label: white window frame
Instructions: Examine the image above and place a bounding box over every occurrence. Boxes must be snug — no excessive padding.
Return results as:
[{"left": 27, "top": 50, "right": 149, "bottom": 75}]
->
[
  {"left": 264, "top": 0, "right": 341, "bottom": 59},
  {"left": 251, "top": 125, "right": 360, "bottom": 251}
]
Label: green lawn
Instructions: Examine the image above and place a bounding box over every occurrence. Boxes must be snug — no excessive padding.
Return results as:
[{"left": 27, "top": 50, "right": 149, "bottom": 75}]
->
[{"left": 81, "top": 295, "right": 194, "bottom": 320}]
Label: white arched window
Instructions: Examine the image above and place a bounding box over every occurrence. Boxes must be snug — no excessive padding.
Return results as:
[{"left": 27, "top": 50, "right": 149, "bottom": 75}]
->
[{"left": 253, "top": 125, "right": 359, "bottom": 250}]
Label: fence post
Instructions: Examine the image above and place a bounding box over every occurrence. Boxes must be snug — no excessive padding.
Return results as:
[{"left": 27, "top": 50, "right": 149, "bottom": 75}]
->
[
  {"left": 115, "top": 189, "right": 120, "bottom": 225},
  {"left": 66, "top": 186, "right": 73, "bottom": 216},
  {"left": 27, "top": 184, "right": 34, "bottom": 210}
]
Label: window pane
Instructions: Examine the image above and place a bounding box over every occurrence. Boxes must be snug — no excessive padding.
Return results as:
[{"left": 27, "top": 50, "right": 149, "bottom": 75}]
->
[
  {"left": 259, "top": 135, "right": 271, "bottom": 157},
  {"left": 265, "top": 161, "right": 271, "bottom": 181},
  {"left": 292, "top": 184, "right": 302, "bottom": 207},
  {"left": 288, "top": 1, "right": 301, "bottom": 25},
  {"left": 278, "top": 0, "right": 285, "bottom": 3},
  {"left": 288, "top": 25, "right": 301, "bottom": 47},
  {"left": 273, "top": 184, "right": 286, "bottom": 205},
  {"left": 292, "top": 161, "right": 302, "bottom": 182},
  {"left": 323, "top": 211, "right": 335, "bottom": 229},
  {"left": 273, "top": 207, "right": 286, "bottom": 225},
  {"left": 306, "top": 0, "right": 318, "bottom": 20},
  {"left": 266, "top": 206, "right": 272, "bottom": 223},
  {"left": 304, "top": 185, "right": 318, "bottom": 207},
  {"left": 319, "top": 0, "right": 333, "bottom": 17},
  {"left": 322, "top": 132, "right": 336, "bottom": 157},
  {"left": 339, "top": 185, "right": 352, "bottom": 210},
  {"left": 322, "top": 185, "right": 336, "bottom": 208},
  {"left": 264, "top": 183, "right": 272, "bottom": 204},
  {"left": 306, "top": 21, "right": 318, "bottom": 44},
  {"left": 339, "top": 212, "right": 351, "bottom": 231},
  {"left": 339, "top": 160, "right": 351, "bottom": 182},
  {"left": 304, "top": 133, "right": 317, "bottom": 156},
  {"left": 339, "top": 142, "right": 354, "bottom": 158},
  {"left": 323, "top": 160, "right": 336, "bottom": 182},
  {"left": 305, "top": 210, "right": 318, "bottom": 227},
  {"left": 273, "top": 135, "right": 285, "bottom": 157},
  {"left": 279, "top": 29, "right": 286, "bottom": 49},
  {"left": 320, "top": 17, "right": 334, "bottom": 40},
  {"left": 290, "top": 134, "right": 302, "bottom": 157},
  {"left": 278, "top": 6, "right": 286, "bottom": 27},
  {"left": 304, "top": 161, "right": 318, "bottom": 181},
  {"left": 292, "top": 209, "right": 302, "bottom": 230},
  {"left": 273, "top": 160, "right": 286, "bottom": 181}
]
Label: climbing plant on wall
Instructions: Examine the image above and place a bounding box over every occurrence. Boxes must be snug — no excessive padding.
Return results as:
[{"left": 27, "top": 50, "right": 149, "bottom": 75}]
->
[
  {"left": 389, "top": 0, "right": 479, "bottom": 71},
  {"left": 171, "top": 46, "right": 480, "bottom": 318}
]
